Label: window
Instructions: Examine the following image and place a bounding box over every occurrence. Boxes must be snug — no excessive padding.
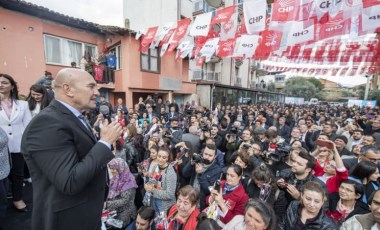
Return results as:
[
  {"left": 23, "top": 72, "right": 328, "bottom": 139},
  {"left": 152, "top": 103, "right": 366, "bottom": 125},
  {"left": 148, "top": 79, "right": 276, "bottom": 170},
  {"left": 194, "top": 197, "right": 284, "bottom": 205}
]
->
[
  {"left": 141, "top": 48, "right": 160, "bottom": 73},
  {"left": 108, "top": 45, "right": 121, "bottom": 70},
  {"left": 44, "top": 34, "right": 97, "bottom": 66}
]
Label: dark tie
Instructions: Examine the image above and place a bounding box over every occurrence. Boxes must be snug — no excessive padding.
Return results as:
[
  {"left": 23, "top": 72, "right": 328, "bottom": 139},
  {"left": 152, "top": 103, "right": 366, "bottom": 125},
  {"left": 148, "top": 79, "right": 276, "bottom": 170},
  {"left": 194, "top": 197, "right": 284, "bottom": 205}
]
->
[{"left": 78, "top": 115, "right": 95, "bottom": 139}]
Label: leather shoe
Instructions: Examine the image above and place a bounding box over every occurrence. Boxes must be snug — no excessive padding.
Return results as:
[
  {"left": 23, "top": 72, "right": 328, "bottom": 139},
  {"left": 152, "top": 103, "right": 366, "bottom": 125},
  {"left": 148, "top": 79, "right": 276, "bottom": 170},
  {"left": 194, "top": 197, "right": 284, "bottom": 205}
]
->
[{"left": 14, "top": 205, "right": 28, "bottom": 213}]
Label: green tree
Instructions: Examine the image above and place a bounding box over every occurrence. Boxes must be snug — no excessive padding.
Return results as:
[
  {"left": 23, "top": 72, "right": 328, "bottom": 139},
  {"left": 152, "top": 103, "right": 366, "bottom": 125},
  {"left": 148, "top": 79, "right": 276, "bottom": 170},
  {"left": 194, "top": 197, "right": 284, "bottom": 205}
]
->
[
  {"left": 267, "top": 81, "right": 276, "bottom": 92},
  {"left": 307, "top": 77, "right": 324, "bottom": 91},
  {"left": 368, "top": 90, "right": 380, "bottom": 104},
  {"left": 284, "top": 77, "right": 317, "bottom": 100},
  {"left": 357, "top": 85, "right": 366, "bottom": 99}
]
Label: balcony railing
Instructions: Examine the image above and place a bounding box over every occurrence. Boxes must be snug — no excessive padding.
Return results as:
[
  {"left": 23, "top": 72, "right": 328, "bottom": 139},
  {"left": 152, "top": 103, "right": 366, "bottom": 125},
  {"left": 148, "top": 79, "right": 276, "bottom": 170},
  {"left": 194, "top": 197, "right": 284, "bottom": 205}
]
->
[
  {"left": 193, "top": 0, "right": 215, "bottom": 15},
  {"left": 191, "top": 70, "right": 221, "bottom": 82}
]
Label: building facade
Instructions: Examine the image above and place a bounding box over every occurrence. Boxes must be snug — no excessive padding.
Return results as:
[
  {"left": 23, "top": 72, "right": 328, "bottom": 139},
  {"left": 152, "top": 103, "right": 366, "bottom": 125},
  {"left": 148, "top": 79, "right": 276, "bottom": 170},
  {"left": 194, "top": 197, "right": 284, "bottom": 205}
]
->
[{"left": 0, "top": 0, "right": 196, "bottom": 108}]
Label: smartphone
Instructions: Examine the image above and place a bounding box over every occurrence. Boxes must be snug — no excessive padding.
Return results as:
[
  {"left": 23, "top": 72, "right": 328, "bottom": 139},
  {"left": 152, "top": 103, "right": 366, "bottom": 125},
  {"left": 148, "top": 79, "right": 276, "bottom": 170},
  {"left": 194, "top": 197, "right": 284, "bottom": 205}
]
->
[
  {"left": 316, "top": 139, "right": 334, "bottom": 149},
  {"left": 214, "top": 180, "right": 221, "bottom": 191}
]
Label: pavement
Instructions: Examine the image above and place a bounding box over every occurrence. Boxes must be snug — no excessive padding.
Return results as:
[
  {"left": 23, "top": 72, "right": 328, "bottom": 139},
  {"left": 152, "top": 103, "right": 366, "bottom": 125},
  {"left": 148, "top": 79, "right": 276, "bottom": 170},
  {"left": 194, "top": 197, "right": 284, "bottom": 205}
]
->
[{"left": 4, "top": 182, "right": 33, "bottom": 230}]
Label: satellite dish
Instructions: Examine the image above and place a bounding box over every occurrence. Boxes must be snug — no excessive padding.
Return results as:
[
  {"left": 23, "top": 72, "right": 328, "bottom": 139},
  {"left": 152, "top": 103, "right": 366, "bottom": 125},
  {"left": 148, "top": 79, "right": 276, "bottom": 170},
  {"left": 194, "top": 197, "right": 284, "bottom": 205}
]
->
[{"left": 205, "top": 0, "right": 223, "bottom": 8}]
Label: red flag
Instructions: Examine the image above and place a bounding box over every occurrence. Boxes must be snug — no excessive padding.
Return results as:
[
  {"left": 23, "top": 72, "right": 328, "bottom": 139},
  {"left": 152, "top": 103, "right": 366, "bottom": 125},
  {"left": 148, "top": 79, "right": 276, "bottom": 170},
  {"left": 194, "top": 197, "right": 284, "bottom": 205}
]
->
[
  {"left": 192, "top": 36, "right": 208, "bottom": 58},
  {"left": 196, "top": 56, "right": 205, "bottom": 66},
  {"left": 272, "top": 0, "right": 296, "bottom": 22},
  {"left": 160, "top": 28, "right": 175, "bottom": 46},
  {"left": 236, "top": 14, "right": 248, "bottom": 37},
  {"left": 319, "top": 13, "right": 350, "bottom": 40},
  {"left": 169, "top": 18, "right": 191, "bottom": 51},
  {"left": 340, "top": 67, "right": 349, "bottom": 75},
  {"left": 211, "top": 6, "right": 236, "bottom": 24},
  {"left": 139, "top": 26, "right": 159, "bottom": 52},
  {"left": 294, "top": 0, "right": 314, "bottom": 21},
  {"left": 216, "top": 39, "right": 235, "bottom": 57},
  {"left": 331, "top": 67, "right": 340, "bottom": 76},
  {"left": 363, "top": 0, "right": 380, "bottom": 8},
  {"left": 302, "top": 48, "right": 313, "bottom": 61},
  {"left": 348, "top": 66, "right": 359, "bottom": 76}
]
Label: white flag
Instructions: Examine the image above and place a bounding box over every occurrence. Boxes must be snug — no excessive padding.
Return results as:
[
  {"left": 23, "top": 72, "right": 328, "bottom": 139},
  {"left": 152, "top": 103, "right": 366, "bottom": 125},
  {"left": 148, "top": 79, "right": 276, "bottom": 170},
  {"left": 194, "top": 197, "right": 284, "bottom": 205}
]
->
[
  {"left": 286, "top": 21, "right": 314, "bottom": 46},
  {"left": 190, "top": 12, "right": 213, "bottom": 37},
  {"left": 160, "top": 43, "right": 169, "bottom": 57},
  {"left": 135, "top": 29, "right": 146, "bottom": 40},
  {"left": 244, "top": 0, "right": 267, "bottom": 34},
  {"left": 361, "top": 5, "right": 380, "bottom": 32},
  {"left": 200, "top": 38, "right": 220, "bottom": 60},
  {"left": 234, "top": 35, "right": 259, "bottom": 58},
  {"left": 150, "top": 22, "right": 174, "bottom": 48}
]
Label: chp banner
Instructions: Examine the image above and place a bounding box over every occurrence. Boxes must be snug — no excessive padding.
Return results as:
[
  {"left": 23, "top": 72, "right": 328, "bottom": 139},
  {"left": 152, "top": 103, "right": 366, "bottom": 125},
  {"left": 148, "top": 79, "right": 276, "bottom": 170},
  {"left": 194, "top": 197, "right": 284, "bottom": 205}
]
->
[{"left": 243, "top": 0, "right": 267, "bottom": 34}]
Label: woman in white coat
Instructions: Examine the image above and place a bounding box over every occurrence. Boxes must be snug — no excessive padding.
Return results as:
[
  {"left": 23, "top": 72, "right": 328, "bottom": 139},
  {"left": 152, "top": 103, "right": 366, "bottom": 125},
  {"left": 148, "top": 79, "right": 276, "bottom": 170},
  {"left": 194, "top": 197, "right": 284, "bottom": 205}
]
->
[{"left": 0, "top": 73, "right": 32, "bottom": 212}]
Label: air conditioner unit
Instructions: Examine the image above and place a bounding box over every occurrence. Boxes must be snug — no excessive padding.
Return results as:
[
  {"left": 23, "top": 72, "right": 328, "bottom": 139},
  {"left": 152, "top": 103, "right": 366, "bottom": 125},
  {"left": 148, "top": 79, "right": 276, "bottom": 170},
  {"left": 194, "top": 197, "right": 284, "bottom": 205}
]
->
[{"left": 192, "top": 70, "right": 203, "bottom": 80}]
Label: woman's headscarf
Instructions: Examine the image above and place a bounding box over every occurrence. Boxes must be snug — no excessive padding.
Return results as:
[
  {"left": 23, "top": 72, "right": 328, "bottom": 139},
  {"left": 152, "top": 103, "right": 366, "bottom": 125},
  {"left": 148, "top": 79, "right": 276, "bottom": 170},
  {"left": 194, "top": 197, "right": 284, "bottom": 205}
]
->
[{"left": 107, "top": 158, "right": 138, "bottom": 199}]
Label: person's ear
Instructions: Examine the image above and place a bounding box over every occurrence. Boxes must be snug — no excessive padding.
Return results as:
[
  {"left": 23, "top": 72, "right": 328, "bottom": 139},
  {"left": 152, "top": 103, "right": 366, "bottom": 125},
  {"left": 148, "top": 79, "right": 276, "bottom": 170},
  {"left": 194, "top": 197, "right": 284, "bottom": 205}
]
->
[{"left": 355, "top": 193, "right": 362, "bottom": 200}]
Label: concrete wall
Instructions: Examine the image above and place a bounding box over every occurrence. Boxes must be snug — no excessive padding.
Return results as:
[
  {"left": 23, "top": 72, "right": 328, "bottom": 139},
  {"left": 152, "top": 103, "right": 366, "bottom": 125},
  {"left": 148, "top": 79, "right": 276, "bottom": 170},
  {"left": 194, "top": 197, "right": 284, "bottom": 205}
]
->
[
  {"left": 197, "top": 84, "right": 211, "bottom": 107},
  {"left": 123, "top": 0, "right": 178, "bottom": 31},
  {"left": 0, "top": 7, "right": 105, "bottom": 95}
]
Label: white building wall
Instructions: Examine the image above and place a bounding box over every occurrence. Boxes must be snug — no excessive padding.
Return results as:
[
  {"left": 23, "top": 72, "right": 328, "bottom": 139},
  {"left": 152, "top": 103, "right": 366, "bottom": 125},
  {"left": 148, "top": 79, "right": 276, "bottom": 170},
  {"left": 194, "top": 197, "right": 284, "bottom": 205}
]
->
[
  {"left": 123, "top": 0, "right": 178, "bottom": 31},
  {"left": 180, "top": 0, "right": 193, "bottom": 18}
]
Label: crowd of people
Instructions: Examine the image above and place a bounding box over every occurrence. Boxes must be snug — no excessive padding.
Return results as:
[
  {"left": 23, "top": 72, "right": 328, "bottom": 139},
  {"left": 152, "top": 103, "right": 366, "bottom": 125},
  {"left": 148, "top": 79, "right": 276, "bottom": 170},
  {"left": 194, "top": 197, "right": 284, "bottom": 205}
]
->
[{"left": 1, "top": 68, "right": 380, "bottom": 230}]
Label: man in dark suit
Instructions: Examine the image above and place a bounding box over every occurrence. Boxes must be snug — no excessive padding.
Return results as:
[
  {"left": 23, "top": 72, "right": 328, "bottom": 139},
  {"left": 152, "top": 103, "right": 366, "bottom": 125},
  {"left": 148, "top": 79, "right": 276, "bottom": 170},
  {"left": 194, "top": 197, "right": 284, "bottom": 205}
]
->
[
  {"left": 21, "top": 68, "right": 123, "bottom": 230},
  {"left": 343, "top": 145, "right": 380, "bottom": 174}
]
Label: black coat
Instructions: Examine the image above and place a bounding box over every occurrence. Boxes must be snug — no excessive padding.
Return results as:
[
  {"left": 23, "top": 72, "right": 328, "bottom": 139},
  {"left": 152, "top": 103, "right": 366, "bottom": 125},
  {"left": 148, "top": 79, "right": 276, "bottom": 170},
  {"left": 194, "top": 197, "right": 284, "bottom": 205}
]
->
[
  {"left": 22, "top": 100, "right": 113, "bottom": 230},
  {"left": 182, "top": 160, "right": 222, "bottom": 210},
  {"left": 278, "top": 200, "right": 337, "bottom": 230}
]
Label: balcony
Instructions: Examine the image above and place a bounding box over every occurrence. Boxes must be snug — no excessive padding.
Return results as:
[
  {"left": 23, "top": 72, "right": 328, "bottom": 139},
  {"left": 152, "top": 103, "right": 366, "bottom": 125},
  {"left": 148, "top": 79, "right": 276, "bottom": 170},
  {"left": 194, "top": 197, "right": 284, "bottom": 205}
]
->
[
  {"left": 193, "top": 0, "right": 215, "bottom": 16},
  {"left": 234, "top": 77, "right": 242, "bottom": 86},
  {"left": 191, "top": 70, "right": 221, "bottom": 82},
  {"left": 206, "top": 72, "right": 221, "bottom": 82}
]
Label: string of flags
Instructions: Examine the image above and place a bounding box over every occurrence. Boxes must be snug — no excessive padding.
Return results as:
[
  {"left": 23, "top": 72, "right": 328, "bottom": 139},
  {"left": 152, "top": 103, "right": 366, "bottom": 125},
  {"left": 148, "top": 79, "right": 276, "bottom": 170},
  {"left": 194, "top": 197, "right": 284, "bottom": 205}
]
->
[{"left": 136, "top": 0, "right": 380, "bottom": 75}]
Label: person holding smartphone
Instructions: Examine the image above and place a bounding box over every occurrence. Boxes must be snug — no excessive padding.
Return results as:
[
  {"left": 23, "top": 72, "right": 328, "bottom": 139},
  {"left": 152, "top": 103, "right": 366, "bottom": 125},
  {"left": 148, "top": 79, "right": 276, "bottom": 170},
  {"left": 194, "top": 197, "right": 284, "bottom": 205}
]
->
[{"left": 207, "top": 164, "right": 249, "bottom": 226}]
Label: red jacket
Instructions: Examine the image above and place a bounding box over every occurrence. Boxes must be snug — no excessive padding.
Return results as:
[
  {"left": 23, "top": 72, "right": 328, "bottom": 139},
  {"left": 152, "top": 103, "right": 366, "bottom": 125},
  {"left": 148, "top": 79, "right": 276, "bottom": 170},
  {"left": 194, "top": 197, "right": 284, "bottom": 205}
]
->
[
  {"left": 206, "top": 180, "right": 249, "bottom": 224},
  {"left": 167, "top": 205, "right": 200, "bottom": 230},
  {"left": 313, "top": 160, "right": 348, "bottom": 194}
]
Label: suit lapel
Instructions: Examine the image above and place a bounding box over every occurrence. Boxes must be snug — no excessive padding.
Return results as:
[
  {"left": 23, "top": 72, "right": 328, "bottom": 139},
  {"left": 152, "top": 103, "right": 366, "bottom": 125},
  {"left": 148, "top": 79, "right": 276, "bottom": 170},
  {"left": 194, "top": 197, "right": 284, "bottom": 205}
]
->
[
  {"left": 0, "top": 107, "right": 9, "bottom": 122},
  {"left": 10, "top": 102, "right": 21, "bottom": 123},
  {"left": 51, "top": 100, "right": 97, "bottom": 143}
]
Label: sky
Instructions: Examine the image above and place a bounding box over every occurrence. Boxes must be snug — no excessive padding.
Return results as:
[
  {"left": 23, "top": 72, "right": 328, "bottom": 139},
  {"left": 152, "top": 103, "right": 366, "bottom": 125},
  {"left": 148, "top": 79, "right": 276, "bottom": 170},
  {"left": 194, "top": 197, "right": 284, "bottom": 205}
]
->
[
  {"left": 25, "top": 0, "right": 369, "bottom": 87},
  {"left": 26, "top": 0, "right": 124, "bottom": 27}
]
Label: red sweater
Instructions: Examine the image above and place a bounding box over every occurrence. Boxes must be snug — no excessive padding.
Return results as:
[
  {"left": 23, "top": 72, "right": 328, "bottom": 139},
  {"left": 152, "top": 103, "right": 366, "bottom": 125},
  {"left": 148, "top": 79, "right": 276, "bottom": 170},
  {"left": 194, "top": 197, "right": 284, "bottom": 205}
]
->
[
  {"left": 313, "top": 160, "right": 348, "bottom": 194},
  {"left": 206, "top": 181, "right": 249, "bottom": 224}
]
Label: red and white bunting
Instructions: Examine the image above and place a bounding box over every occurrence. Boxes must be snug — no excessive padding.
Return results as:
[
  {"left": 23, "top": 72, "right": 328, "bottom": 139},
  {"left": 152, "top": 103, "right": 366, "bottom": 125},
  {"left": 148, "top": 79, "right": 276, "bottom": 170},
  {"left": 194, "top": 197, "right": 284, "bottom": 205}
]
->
[
  {"left": 243, "top": 0, "right": 267, "bottom": 34},
  {"left": 151, "top": 22, "right": 174, "bottom": 48},
  {"left": 211, "top": 6, "right": 236, "bottom": 24},
  {"left": 168, "top": 18, "right": 191, "bottom": 51},
  {"left": 216, "top": 38, "right": 236, "bottom": 57},
  {"left": 190, "top": 12, "right": 213, "bottom": 37},
  {"left": 160, "top": 28, "right": 175, "bottom": 46},
  {"left": 220, "top": 12, "right": 238, "bottom": 41},
  {"left": 139, "top": 26, "right": 159, "bottom": 52}
]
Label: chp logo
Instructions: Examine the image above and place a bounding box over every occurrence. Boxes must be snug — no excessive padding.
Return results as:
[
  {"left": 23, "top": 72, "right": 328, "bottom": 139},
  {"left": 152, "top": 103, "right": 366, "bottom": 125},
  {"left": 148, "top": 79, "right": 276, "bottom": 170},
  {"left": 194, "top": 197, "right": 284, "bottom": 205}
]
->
[
  {"left": 176, "top": 25, "right": 187, "bottom": 36},
  {"left": 265, "top": 33, "right": 279, "bottom": 46},
  {"left": 222, "top": 40, "right": 234, "bottom": 52},
  {"left": 277, "top": 0, "right": 295, "bottom": 13},
  {"left": 325, "top": 19, "right": 344, "bottom": 32},
  {"left": 223, "top": 19, "right": 235, "bottom": 33},
  {"left": 215, "top": 13, "right": 228, "bottom": 22},
  {"left": 319, "top": 0, "right": 343, "bottom": 9}
]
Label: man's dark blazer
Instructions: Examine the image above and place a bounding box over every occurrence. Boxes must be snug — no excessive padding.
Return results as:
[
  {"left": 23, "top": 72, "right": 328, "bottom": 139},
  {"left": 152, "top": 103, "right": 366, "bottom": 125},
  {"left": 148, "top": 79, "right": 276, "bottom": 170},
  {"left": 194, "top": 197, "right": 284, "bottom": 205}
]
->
[{"left": 21, "top": 100, "right": 114, "bottom": 230}]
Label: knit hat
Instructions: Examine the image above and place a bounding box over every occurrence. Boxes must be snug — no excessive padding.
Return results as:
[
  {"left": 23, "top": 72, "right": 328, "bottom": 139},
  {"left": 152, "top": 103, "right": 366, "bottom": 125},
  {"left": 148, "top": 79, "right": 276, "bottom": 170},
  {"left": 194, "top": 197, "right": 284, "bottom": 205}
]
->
[{"left": 335, "top": 135, "right": 348, "bottom": 144}]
